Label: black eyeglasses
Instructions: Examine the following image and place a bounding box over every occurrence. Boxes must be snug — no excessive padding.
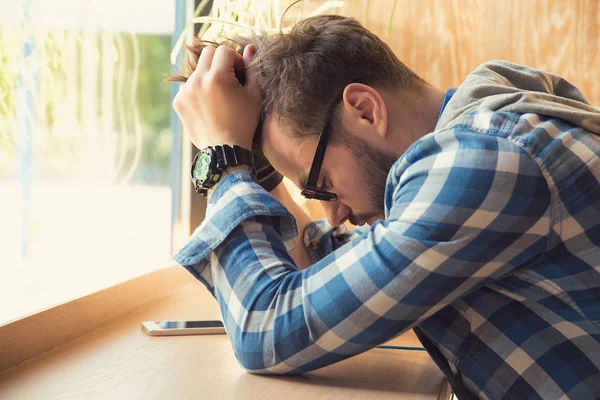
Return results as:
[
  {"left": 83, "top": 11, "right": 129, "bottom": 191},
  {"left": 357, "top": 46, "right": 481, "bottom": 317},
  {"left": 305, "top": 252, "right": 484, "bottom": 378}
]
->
[{"left": 300, "top": 98, "right": 341, "bottom": 202}]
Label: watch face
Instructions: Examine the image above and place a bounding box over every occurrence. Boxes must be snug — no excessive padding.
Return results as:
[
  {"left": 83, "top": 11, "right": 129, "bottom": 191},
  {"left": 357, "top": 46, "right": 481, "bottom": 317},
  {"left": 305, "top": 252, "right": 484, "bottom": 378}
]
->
[{"left": 193, "top": 151, "right": 212, "bottom": 182}]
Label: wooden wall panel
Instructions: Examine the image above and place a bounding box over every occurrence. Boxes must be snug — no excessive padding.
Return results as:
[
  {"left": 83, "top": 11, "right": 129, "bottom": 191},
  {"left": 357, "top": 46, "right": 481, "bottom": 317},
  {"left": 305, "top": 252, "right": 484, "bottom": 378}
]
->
[{"left": 343, "top": 0, "right": 600, "bottom": 105}]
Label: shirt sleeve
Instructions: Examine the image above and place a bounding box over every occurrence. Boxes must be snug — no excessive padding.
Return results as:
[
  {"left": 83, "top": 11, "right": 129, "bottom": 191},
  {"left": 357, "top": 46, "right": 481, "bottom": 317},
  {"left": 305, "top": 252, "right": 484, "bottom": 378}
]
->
[
  {"left": 173, "top": 126, "right": 552, "bottom": 375},
  {"left": 172, "top": 169, "right": 298, "bottom": 296}
]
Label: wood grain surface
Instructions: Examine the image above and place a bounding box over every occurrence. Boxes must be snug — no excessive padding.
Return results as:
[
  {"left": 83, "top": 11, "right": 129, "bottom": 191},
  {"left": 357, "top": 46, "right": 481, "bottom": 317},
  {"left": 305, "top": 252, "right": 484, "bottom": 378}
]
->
[
  {"left": 0, "top": 279, "right": 450, "bottom": 400},
  {"left": 345, "top": 0, "right": 599, "bottom": 104},
  {"left": 0, "top": 265, "right": 194, "bottom": 374}
]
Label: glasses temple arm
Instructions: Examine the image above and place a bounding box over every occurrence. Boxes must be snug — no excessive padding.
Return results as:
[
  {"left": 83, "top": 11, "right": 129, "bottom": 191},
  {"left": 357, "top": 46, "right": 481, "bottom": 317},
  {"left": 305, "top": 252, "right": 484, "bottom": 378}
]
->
[{"left": 305, "top": 128, "right": 329, "bottom": 186}]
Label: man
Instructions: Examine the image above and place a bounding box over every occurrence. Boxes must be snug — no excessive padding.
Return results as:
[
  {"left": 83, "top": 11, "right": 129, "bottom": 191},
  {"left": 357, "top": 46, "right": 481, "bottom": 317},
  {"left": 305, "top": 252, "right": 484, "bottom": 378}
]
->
[{"left": 170, "top": 15, "right": 600, "bottom": 400}]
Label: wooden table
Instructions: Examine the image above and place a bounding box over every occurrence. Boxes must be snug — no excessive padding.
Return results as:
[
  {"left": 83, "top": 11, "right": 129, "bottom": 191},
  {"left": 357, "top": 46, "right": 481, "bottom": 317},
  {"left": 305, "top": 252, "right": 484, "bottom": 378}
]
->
[{"left": 0, "top": 274, "right": 451, "bottom": 400}]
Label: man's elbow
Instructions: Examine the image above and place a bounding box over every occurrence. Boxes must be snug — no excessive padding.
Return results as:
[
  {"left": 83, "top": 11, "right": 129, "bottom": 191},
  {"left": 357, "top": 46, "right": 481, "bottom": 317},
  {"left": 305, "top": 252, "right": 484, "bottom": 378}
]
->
[
  {"left": 232, "top": 340, "right": 302, "bottom": 376},
  {"left": 232, "top": 347, "right": 281, "bottom": 375},
  {"left": 239, "top": 363, "right": 304, "bottom": 376}
]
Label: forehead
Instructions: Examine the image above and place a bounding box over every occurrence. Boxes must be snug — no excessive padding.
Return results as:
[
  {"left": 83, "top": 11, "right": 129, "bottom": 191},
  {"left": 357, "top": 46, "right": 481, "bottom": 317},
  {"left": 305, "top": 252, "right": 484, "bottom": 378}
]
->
[{"left": 261, "top": 117, "right": 316, "bottom": 186}]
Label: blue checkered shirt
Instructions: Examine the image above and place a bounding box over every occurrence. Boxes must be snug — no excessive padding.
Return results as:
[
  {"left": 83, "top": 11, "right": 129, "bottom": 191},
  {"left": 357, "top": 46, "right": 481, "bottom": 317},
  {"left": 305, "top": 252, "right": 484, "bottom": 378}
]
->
[{"left": 174, "top": 109, "right": 600, "bottom": 399}]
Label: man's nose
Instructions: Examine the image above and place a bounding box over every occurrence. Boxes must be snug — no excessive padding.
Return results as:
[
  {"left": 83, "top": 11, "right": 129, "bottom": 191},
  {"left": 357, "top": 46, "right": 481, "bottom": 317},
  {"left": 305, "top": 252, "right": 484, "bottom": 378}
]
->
[{"left": 321, "top": 200, "right": 350, "bottom": 227}]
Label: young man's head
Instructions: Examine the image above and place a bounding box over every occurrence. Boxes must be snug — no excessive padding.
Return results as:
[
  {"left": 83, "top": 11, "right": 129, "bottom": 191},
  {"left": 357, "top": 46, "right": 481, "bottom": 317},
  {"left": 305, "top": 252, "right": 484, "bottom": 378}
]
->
[{"left": 172, "top": 15, "right": 444, "bottom": 226}]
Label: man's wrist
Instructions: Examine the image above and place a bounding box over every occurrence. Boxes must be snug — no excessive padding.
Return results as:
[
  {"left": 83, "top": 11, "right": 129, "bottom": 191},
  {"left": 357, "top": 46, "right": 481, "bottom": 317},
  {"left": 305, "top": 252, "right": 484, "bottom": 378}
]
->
[
  {"left": 204, "top": 141, "right": 252, "bottom": 153},
  {"left": 217, "top": 164, "right": 253, "bottom": 188},
  {"left": 206, "top": 165, "right": 252, "bottom": 200},
  {"left": 223, "top": 165, "right": 252, "bottom": 175}
]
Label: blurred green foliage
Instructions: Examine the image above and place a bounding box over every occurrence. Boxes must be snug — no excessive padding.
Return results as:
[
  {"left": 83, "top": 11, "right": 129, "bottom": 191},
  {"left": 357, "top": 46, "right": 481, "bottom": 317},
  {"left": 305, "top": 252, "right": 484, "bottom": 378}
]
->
[
  {"left": 0, "top": 28, "right": 173, "bottom": 185},
  {"left": 131, "top": 34, "right": 173, "bottom": 185}
]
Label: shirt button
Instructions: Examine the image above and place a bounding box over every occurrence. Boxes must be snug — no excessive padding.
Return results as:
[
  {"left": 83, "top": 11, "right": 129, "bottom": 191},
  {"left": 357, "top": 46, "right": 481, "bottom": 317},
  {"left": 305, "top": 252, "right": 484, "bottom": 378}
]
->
[{"left": 308, "top": 240, "right": 320, "bottom": 251}]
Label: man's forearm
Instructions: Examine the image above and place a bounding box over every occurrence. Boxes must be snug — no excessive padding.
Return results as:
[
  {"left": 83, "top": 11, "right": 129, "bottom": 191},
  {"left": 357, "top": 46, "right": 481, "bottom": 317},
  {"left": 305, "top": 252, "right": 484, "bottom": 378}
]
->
[
  {"left": 211, "top": 169, "right": 312, "bottom": 269},
  {"left": 269, "top": 182, "right": 313, "bottom": 270}
]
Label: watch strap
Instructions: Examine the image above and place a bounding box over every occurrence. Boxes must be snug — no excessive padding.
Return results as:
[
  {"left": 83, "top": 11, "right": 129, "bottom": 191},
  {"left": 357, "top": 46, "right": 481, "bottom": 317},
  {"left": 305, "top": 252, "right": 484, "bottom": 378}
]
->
[
  {"left": 252, "top": 143, "right": 283, "bottom": 192},
  {"left": 216, "top": 145, "right": 254, "bottom": 168},
  {"left": 256, "top": 165, "right": 284, "bottom": 192}
]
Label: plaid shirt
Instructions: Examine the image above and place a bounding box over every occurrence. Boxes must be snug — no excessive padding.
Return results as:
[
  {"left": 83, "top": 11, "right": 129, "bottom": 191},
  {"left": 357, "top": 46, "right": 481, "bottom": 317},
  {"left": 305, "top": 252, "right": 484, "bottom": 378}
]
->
[{"left": 174, "top": 109, "right": 600, "bottom": 399}]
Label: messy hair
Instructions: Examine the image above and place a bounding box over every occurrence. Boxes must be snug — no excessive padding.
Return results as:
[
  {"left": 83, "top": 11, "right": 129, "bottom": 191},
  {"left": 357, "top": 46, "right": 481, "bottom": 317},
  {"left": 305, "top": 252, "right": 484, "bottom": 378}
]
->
[{"left": 168, "top": 15, "right": 425, "bottom": 141}]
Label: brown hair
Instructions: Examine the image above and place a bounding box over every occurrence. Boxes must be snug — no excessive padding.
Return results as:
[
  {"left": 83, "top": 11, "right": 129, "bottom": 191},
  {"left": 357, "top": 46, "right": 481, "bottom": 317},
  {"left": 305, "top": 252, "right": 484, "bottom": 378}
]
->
[{"left": 169, "top": 15, "right": 425, "bottom": 142}]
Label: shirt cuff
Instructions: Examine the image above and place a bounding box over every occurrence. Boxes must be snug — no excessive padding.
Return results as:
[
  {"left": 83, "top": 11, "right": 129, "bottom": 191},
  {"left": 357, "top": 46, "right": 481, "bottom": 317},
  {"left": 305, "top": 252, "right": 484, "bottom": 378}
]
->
[{"left": 172, "top": 169, "right": 297, "bottom": 295}]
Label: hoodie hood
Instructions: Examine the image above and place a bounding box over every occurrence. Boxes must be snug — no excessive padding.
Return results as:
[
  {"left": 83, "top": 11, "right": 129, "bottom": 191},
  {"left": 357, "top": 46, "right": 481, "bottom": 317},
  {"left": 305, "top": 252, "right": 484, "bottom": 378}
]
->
[{"left": 436, "top": 60, "right": 600, "bottom": 134}]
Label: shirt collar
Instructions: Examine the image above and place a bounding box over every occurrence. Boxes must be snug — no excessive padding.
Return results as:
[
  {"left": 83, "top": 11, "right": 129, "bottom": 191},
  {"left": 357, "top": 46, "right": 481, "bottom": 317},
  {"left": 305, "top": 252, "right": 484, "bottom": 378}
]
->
[{"left": 437, "top": 87, "right": 457, "bottom": 122}]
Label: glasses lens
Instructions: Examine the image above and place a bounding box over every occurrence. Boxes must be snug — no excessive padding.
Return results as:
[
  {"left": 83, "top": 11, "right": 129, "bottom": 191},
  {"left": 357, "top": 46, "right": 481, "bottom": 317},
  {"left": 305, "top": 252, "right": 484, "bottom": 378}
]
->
[{"left": 301, "top": 188, "right": 337, "bottom": 201}]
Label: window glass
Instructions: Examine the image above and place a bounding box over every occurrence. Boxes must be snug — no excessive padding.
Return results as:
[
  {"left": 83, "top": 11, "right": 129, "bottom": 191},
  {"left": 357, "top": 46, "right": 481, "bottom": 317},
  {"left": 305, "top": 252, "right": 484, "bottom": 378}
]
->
[{"left": 0, "top": 0, "right": 175, "bottom": 323}]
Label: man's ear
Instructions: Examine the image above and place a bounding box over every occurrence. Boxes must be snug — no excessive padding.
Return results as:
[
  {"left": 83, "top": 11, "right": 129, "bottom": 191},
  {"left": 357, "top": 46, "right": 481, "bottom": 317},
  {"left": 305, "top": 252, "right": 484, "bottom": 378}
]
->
[{"left": 342, "top": 83, "right": 387, "bottom": 139}]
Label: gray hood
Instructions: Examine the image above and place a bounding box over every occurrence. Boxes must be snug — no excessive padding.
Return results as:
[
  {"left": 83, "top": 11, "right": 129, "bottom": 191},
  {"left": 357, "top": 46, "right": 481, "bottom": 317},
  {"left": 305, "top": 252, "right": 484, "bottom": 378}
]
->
[{"left": 436, "top": 60, "right": 600, "bottom": 134}]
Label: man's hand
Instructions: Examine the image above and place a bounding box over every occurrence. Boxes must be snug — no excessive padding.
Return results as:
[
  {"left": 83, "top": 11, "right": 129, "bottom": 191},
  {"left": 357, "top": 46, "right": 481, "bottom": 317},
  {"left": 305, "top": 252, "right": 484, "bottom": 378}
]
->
[{"left": 173, "top": 45, "right": 260, "bottom": 151}]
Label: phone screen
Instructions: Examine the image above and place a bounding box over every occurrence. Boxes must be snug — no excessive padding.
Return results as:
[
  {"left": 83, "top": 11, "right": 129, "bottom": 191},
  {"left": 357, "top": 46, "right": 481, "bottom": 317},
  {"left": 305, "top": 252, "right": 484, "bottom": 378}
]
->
[{"left": 155, "top": 320, "right": 224, "bottom": 329}]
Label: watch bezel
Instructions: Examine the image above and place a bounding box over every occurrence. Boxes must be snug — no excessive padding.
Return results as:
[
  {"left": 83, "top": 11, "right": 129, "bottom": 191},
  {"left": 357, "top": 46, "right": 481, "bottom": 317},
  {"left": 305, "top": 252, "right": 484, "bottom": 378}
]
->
[{"left": 191, "top": 147, "right": 223, "bottom": 195}]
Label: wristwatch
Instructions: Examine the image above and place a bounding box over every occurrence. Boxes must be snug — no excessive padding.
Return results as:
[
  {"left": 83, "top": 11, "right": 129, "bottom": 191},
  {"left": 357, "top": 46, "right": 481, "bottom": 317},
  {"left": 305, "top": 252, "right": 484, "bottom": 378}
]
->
[{"left": 191, "top": 145, "right": 254, "bottom": 196}]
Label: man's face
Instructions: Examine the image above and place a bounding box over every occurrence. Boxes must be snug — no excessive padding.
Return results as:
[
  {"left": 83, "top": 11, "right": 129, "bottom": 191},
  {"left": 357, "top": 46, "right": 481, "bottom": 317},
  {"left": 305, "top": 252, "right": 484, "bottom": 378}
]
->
[{"left": 262, "top": 117, "right": 397, "bottom": 227}]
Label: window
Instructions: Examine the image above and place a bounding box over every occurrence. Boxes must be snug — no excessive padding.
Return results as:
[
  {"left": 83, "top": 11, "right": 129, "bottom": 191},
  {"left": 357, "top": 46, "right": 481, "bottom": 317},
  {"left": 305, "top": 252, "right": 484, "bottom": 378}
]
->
[{"left": 0, "top": 0, "right": 179, "bottom": 324}]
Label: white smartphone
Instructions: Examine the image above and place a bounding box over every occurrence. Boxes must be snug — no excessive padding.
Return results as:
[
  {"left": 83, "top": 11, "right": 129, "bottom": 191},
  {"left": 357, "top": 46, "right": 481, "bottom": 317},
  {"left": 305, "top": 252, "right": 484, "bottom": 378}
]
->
[{"left": 141, "top": 320, "right": 226, "bottom": 336}]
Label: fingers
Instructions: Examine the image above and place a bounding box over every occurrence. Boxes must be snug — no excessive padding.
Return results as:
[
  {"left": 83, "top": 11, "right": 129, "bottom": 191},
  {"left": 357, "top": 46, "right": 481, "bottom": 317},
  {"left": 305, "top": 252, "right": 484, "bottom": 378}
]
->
[
  {"left": 242, "top": 45, "right": 260, "bottom": 100},
  {"left": 176, "top": 44, "right": 259, "bottom": 117},
  {"left": 192, "top": 45, "right": 257, "bottom": 91},
  {"left": 211, "top": 45, "right": 245, "bottom": 81},
  {"left": 185, "top": 45, "right": 215, "bottom": 88},
  {"left": 197, "top": 45, "right": 217, "bottom": 71},
  {"left": 242, "top": 44, "right": 255, "bottom": 66}
]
